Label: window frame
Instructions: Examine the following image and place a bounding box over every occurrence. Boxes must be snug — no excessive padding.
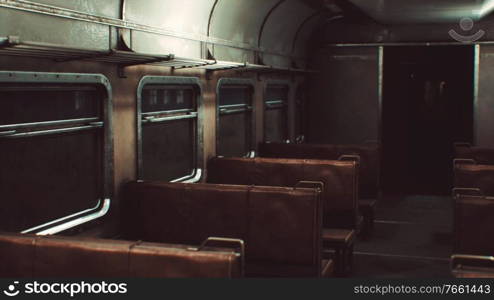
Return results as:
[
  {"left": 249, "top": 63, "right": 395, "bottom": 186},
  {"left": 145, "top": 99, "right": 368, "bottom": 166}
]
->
[
  {"left": 136, "top": 76, "right": 203, "bottom": 183},
  {"left": 0, "top": 71, "right": 113, "bottom": 235},
  {"left": 294, "top": 82, "right": 307, "bottom": 143},
  {"left": 216, "top": 78, "right": 256, "bottom": 158},
  {"left": 263, "top": 80, "right": 293, "bottom": 143}
]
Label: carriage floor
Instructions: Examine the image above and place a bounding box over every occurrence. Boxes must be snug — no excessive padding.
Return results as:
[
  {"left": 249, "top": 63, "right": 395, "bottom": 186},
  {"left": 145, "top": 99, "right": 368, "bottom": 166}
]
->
[{"left": 353, "top": 195, "right": 454, "bottom": 278}]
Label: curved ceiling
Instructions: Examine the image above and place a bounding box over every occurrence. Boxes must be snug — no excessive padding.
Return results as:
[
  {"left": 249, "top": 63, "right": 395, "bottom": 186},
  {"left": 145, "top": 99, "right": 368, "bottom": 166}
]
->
[
  {"left": 260, "top": 1, "right": 316, "bottom": 55},
  {"left": 122, "top": 0, "right": 331, "bottom": 66},
  {"left": 0, "top": 0, "right": 333, "bottom": 68},
  {"left": 124, "top": 0, "right": 215, "bottom": 36},
  {"left": 348, "top": 0, "right": 494, "bottom": 24},
  {"left": 209, "top": 0, "right": 280, "bottom": 47}
]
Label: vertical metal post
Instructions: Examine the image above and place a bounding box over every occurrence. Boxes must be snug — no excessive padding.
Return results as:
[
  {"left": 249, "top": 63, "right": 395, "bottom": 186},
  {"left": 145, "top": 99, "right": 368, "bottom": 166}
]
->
[
  {"left": 377, "top": 46, "right": 384, "bottom": 146},
  {"left": 377, "top": 46, "right": 384, "bottom": 196},
  {"left": 473, "top": 44, "right": 480, "bottom": 146}
]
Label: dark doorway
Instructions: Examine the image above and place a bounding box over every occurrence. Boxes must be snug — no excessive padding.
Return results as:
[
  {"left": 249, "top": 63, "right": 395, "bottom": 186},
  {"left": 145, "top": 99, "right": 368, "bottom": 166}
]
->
[{"left": 382, "top": 46, "right": 474, "bottom": 196}]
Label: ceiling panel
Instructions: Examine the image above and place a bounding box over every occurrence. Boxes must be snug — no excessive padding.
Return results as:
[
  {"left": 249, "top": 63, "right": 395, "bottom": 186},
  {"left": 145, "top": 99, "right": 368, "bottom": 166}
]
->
[{"left": 348, "top": 0, "right": 494, "bottom": 23}]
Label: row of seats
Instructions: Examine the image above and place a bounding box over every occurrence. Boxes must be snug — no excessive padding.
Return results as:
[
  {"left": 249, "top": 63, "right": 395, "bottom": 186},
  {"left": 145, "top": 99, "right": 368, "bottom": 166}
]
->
[
  {"left": 258, "top": 142, "right": 380, "bottom": 236},
  {"left": 1, "top": 142, "right": 380, "bottom": 278},
  {"left": 0, "top": 232, "right": 242, "bottom": 278},
  {"left": 123, "top": 182, "right": 332, "bottom": 277},
  {"left": 251, "top": 142, "right": 380, "bottom": 275},
  {"left": 451, "top": 143, "right": 494, "bottom": 278},
  {"left": 207, "top": 156, "right": 358, "bottom": 275}
]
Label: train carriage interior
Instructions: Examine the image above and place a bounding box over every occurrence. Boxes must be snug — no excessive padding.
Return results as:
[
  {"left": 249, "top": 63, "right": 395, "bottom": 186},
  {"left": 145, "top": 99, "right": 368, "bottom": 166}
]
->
[{"left": 2, "top": 0, "right": 494, "bottom": 279}]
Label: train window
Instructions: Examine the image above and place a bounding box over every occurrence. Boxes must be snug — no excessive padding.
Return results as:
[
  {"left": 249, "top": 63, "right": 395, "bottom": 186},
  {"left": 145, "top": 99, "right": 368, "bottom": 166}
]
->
[
  {"left": 217, "top": 79, "right": 255, "bottom": 157},
  {"left": 0, "top": 72, "right": 112, "bottom": 233},
  {"left": 264, "top": 84, "right": 289, "bottom": 143},
  {"left": 295, "top": 85, "right": 307, "bottom": 143},
  {"left": 137, "top": 77, "right": 202, "bottom": 182}
]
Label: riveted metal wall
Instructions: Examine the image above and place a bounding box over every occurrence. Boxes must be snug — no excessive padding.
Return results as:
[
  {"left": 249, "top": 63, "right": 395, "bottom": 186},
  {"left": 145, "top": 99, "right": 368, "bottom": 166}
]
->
[
  {"left": 0, "top": 0, "right": 120, "bottom": 49},
  {"left": 476, "top": 45, "right": 494, "bottom": 147},
  {"left": 209, "top": 0, "right": 278, "bottom": 62},
  {"left": 122, "top": 0, "right": 215, "bottom": 58}
]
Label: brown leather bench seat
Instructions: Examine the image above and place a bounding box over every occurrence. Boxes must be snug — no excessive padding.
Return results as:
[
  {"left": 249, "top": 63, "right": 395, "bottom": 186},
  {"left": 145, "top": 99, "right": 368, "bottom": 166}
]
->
[
  {"left": 0, "top": 232, "right": 242, "bottom": 278},
  {"left": 451, "top": 255, "right": 494, "bottom": 278},
  {"left": 451, "top": 192, "right": 494, "bottom": 278},
  {"left": 206, "top": 157, "right": 358, "bottom": 275},
  {"left": 453, "top": 161, "right": 494, "bottom": 196},
  {"left": 454, "top": 194, "right": 494, "bottom": 256},
  {"left": 258, "top": 142, "right": 379, "bottom": 236},
  {"left": 123, "top": 181, "right": 332, "bottom": 278},
  {"left": 454, "top": 143, "right": 494, "bottom": 165}
]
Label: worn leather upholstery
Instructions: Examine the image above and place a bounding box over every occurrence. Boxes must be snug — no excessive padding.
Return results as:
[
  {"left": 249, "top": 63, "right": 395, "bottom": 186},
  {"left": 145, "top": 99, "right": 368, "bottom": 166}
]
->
[
  {"left": 0, "top": 232, "right": 241, "bottom": 278},
  {"left": 454, "top": 163, "right": 494, "bottom": 196},
  {"left": 123, "top": 182, "right": 329, "bottom": 277},
  {"left": 206, "top": 157, "right": 359, "bottom": 230},
  {"left": 258, "top": 142, "right": 379, "bottom": 199},
  {"left": 451, "top": 254, "right": 494, "bottom": 278},
  {"left": 454, "top": 144, "right": 494, "bottom": 165},
  {"left": 453, "top": 266, "right": 494, "bottom": 278},
  {"left": 454, "top": 195, "right": 494, "bottom": 255}
]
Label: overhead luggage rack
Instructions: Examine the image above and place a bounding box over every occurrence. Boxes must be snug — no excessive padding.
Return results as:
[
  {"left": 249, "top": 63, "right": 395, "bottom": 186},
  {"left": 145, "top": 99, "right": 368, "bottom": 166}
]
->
[
  {"left": 0, "top": 36, "right": 175, "bottom": 76},
  {"left": 0, "top": 36, "right": 316, "bottom": 77},
  {"left": 175, "top": 60, "right": 318, "bottom": 79}
]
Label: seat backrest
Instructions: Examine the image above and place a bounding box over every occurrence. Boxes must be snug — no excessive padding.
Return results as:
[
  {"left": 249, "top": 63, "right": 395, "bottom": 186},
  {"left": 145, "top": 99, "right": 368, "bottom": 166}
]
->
[
  {"left": 0, "top": 233, "right": 241, "bottom": 278},
  {"left": 454, "top": 162, "right": 494, "bottom": 196},
  {"left": 258, "top": 142, "right": 379, "bottom": 198},
  {"left": 454, "top": 144, "right": 494, "bottom": 165},
  {"left": 122, "top": 182, "right": 323, "bottom": 276},
  {"left": 206, "top": 157, "right": 358, "bottom": 229},
  {"left": 454, "top": 195, "right": 494, "bottom": 256}
]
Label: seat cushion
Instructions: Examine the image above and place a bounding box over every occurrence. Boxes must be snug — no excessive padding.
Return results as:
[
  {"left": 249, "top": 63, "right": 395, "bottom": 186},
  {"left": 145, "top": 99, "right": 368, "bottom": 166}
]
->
[
  {"left": 322, "top": 229, "right": 355, "bottom": 245},
  {"left": 453, "top": 266, "right": 494, "bottom": 278}
]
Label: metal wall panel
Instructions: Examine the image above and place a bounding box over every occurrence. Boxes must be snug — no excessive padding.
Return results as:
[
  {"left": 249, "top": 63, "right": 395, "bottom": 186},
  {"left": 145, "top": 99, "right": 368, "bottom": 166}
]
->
[
  {"left": 32, "top": 0, "right": 120, "bottom": 18},
  {"left": 260, "top": 1, "right": 315, "bottom": 56},
  {"left": 0, "top": 5, "right": 117, "bottom": 50},
  {"left": 209, "top": 46, "right": 256, "bottom": 64},
  {"left": 307, "top": 47, "right": 380, "bottom": 144},
  {"left": 209, "top": 0, "right": 279, "bottom": 46},
  {"left": 124, "top": 0, "right": 213, "bottom": 34},
  {"left": 123, "top": 0, "right": 215, "bottom": 58},
  {"left": 122, "top": 33, "right": 202, "bottom": 58},
  {"left": 476, "top": 45, "right": 494, "bottom": 147},
  {"left": 261, "top": 53, "right": 292, "bottom": 68}
]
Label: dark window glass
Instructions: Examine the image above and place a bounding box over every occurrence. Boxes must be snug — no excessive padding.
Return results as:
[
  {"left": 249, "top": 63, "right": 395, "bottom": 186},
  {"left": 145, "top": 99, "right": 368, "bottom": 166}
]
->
[
  {"left": 219, "top": 86, "right": 251, "bottom": 106},
  {"left": 217, "top": 85, "right": 253, "bottom": 157},
  {"left": 0, "top": 85, "right": 100, "bottom": 125},
  {"left": 264, "top": 85, "right": 288, "bottom": 142},
  {"left": 141, "top": 85, "right": 197, "bottom": 181},
  {"left": 142, "top": 86, "right": 195, "bottom": 113},
  {"left": 295, "top": 87, "right": 307, "bottom": 141},
  {"left": 0, "top": 84, "right": 104, "bottom": 232}
]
